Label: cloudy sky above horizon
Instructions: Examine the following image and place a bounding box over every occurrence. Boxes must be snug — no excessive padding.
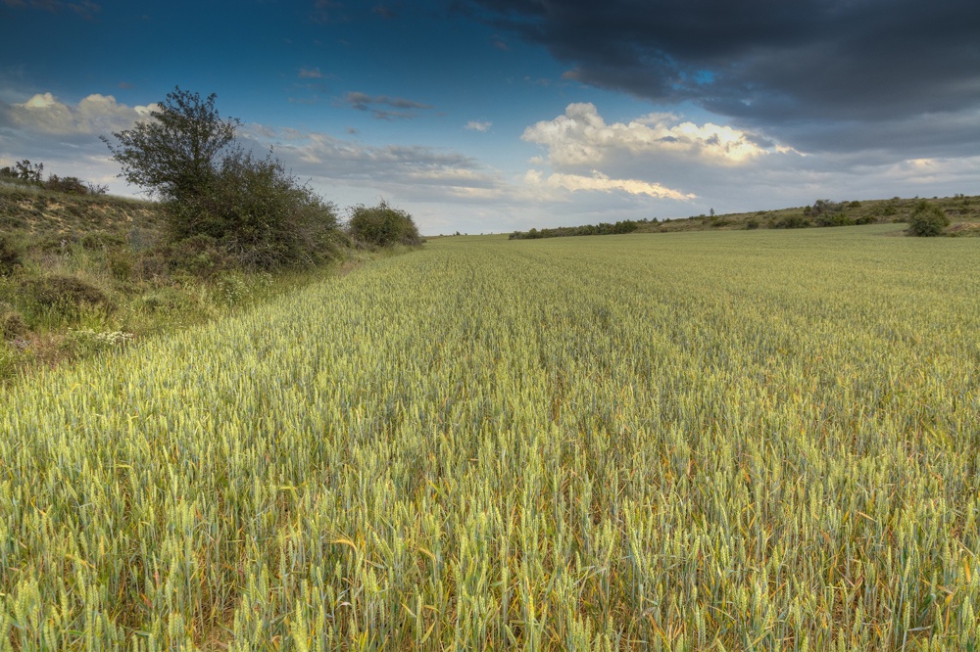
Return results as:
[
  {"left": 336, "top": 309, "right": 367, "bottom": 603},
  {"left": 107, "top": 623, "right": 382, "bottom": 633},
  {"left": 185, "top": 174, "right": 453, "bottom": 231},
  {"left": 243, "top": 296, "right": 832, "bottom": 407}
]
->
[{"left": 2, "top": 0, "right": 979, "bottom": 233}]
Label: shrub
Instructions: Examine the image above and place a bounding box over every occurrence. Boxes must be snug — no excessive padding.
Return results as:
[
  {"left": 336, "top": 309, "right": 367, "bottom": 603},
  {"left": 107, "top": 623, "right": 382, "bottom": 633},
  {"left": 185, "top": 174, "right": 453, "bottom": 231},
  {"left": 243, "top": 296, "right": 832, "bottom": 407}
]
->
[
  {"left": 32, "top": 235, "right": 72, "bottom": 255},
  {"left": 746, "top": 218, "right": 760, "bottom": 230},
  {"left": 0, "top": 344, "right": 17, "bottom": 383},
  {"left": 509, "top": 219, "right": 640, "bottom": 240},
  {"left": 135, "top": 252, "right": 169, "bottom": 282},
  {"left": 213, "top": 271, "right": 254, "bottom": 306},
  {"left": 66, "top": 328, "right": 135, "bottom": 357},
  {"left": 81, "top": 232, "right": 125, "bottom": 250},
  {"left": 806, "top": 199, "right": 852, "bottom": 227},
  {"left": 136, "top": 287, "right": 185, "bottom": 314},
  {"left": 219, "top": 151, "right": 339, "bottom": 269},
  {"left": 907, "top": 201, "right": 949, "bottom": 237},
  {"left": 804, "top": 199, "right": 843, "bottom": 216},
  {"left": 106, "top": 250, "right": 134, "bottom": 281},
  {"left": 0, "top": 237, "right": 21, "bottom": 275},
  {"left": 773, "top": 215, "right": 811, "bottom": 229},
  {"left": 347, "top": 201, "right": 421, "bottom": 247},
  {"left": 814, "top": 212, "right": 854, "bottom": 227},
  {"left": 45, "top": 175, "right": 89, "bottom": 195},
  {"left": 166, "top": 150, "right": 341, "bottom": 270},
  {"left": 1, "top": 310, "right": 26, "bottom": 339},
  {"left": 23, "top": 275, "right": 112, "bottom": 311},
  {"left": 127, "top": 226, "right": 157, "bottom": 253},
  {"left": 166, "top": 234, "right": 233, "bottom": 278}
]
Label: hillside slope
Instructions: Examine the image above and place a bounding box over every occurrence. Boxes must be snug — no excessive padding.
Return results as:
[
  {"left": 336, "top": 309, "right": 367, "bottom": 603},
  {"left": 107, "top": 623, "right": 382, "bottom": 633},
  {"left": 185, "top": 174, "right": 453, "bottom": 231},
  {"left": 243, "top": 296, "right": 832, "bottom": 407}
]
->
[{"left": 0, "top": 183, "right": 352, "bottom": 381}]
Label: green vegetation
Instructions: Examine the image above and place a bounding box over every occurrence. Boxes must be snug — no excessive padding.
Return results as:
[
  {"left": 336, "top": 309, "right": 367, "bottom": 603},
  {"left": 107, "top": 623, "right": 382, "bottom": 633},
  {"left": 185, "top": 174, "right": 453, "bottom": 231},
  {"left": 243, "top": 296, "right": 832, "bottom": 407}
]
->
[
  {"left": 170, "top": 149, "right": 343, "bottom": 270},
  {"left": 347, "top": 200, "right": 423, "bottom": 247},
  {"left": 3, "top": 227, "right": 979, "bottom": 649},
  {"left": 103, "top": 88, "right": 342, "bottom": 270},
  {"left": 908, "top": 200, "right": 951, "bottom": 237},
  {"left": 509, "top": 219, "right": 641, "bottom": 239},
  {"left": 0, "top": 183, "right": 301, "bottom": 381},
  {"left": 625, "top": 195, "right": 978, "bottom": 236},
  {"left": 0, "top": 87, "right": 421, "bottom": 383},
  {"left": 512, "top": 193, "right": 980, "bottom": 238},
  {"left": 102, "top": 88, "right": 238, "bottom": 206},
  {"left": 0, "top": 176, "right": 416, "bottom": 383},
  {"left": 510, "top": 195, "right": 979, "bottom": 238},
  {"left": 1, "top": 159, "right": 108, "bottom": 196}
]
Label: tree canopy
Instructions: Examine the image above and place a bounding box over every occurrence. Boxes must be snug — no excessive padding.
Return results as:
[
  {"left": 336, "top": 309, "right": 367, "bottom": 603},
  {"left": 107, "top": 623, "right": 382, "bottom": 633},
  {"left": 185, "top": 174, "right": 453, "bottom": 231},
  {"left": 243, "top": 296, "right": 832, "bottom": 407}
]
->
[
  {"left": 347, "top": 201, "right": 422, "bottom": 247},
  {"left": 102, "top": 87, "right": 238, "bottom": 202}
]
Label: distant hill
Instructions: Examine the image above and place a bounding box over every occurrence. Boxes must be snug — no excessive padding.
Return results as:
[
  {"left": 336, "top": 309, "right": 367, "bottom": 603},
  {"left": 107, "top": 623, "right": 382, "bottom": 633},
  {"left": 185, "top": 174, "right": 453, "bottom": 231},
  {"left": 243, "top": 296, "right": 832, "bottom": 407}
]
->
[{"left": 506, "top": 194, "right": 980, "bottom": 239}]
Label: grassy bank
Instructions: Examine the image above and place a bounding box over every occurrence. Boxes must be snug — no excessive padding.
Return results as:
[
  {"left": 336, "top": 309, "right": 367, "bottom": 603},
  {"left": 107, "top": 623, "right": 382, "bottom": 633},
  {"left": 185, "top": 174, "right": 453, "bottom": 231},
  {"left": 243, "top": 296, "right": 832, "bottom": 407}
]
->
[{"left": 0, "top": 182, "right": 379, "bottom": 382}]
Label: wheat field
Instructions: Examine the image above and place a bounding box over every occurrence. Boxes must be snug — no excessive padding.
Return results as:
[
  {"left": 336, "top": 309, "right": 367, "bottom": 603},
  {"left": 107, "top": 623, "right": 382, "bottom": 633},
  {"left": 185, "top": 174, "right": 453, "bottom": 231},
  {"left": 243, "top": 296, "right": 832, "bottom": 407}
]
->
[{"left": 2, "top": 225, "right": 979, "bottom": 650}]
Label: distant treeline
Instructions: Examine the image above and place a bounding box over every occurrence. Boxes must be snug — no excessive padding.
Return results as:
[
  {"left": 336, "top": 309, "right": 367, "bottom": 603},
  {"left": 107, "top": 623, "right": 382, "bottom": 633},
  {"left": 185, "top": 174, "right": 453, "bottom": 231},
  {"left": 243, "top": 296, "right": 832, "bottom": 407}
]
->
[{"left": 509, "top": 219, "right": 645, "bottom": 240}]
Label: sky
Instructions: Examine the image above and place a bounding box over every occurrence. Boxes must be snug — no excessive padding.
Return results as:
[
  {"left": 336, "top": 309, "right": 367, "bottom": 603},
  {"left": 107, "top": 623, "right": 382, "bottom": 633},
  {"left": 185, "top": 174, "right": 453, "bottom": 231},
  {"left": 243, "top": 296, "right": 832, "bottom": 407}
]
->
[{"left": 2, "top": 0, "right": 979, "bottom": 234}]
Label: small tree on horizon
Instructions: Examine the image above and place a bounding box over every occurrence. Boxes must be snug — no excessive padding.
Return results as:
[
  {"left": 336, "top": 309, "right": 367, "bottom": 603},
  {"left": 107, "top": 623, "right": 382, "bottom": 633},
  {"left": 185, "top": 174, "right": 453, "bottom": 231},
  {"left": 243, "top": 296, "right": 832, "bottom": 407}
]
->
[{"left": 0, "top": 160, "right": 44, "bottom": 185}]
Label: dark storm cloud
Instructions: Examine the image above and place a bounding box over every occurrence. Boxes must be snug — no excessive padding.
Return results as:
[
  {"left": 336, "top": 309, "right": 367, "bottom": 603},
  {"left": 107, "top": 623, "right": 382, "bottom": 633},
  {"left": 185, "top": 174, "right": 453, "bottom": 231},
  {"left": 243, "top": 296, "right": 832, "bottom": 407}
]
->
[{"left": 460, "top": 0, "right": 980, "bottom": 154}]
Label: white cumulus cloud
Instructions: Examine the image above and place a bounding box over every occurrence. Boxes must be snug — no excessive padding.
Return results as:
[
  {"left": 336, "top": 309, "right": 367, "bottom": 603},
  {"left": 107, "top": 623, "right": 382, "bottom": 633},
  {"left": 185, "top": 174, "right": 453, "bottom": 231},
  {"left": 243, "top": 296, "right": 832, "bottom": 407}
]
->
[
  {"left": 465, "top": 120, "right": 492, "bottom": 132},
  {"left": 522, "top": 102, "right": 777, "bottom": 168},
  {"left": 1, "top": 92, "right": 158, "bottom": 136}
]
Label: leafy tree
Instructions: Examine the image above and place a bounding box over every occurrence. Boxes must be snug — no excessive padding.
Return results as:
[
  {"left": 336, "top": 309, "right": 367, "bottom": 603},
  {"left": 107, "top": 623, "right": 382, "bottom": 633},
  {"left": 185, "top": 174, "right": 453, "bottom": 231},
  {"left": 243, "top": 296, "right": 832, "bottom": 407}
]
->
[
  {"left": 102, "top": 87, "right": 339, "bottom": 270},
  {"left": 102, "top": 87, "right": 238, "bottom": 203}
]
